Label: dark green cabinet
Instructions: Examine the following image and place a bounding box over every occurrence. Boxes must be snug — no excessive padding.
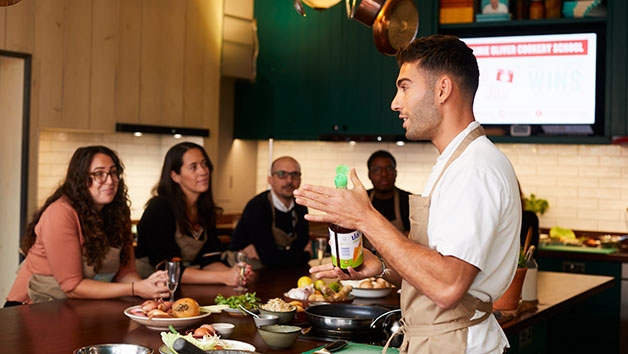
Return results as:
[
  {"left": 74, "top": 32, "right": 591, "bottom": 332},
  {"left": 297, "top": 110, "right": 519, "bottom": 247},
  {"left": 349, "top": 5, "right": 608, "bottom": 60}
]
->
[
  {"left": 235, "top": 1, "right": 627, "bottom": 141},
  {"left": 607, "top": 0, "right": 628, "bottom": 137},
  {"left": 234, "top": 0, "right": 436, "bottom": 140},
  {"left": 537, "top": 257, "right": 620, "bottom": 354}
]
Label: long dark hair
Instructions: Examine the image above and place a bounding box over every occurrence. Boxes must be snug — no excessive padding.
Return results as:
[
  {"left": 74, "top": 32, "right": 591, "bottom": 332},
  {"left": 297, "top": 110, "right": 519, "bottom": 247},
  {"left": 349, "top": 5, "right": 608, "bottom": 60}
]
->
[
  {"left": 21, "top": 146, "right": 132, "bottom": 272},
  {"left": 150, "top": 142, "right": 221, "bottom": 235}
]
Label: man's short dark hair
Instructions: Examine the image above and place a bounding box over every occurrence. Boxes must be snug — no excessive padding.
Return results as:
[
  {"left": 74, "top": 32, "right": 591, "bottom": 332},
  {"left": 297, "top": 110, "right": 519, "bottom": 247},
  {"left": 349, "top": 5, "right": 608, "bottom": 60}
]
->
[
  {"left": 396, "top": 34, "right": 479, "bottom": 102},
  {"left": 367, "top": 150, "right": 396, "bottom": 170}
]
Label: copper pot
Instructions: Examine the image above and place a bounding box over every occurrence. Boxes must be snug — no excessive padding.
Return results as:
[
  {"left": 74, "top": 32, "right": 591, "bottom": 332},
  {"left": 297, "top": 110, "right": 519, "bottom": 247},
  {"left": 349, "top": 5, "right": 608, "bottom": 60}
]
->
[{"left": 352, "top": 0, "right": 387, "bottom": 27}]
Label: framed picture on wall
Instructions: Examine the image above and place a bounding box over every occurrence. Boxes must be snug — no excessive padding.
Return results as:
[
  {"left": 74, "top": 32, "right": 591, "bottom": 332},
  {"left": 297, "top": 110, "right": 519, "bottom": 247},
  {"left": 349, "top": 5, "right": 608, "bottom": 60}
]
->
[{"left": 481, "top": 0, "right": 509, "bottom": 14}]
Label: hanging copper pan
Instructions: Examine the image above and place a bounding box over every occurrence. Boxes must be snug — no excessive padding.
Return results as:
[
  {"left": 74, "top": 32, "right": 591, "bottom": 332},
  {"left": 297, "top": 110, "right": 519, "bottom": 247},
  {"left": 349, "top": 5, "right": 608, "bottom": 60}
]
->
[
  {"left": 351, "top": 0, "right": 387, "bottom": 27},
  {"left": 373, "top": 0, "right": 419, "bottom": 56}
]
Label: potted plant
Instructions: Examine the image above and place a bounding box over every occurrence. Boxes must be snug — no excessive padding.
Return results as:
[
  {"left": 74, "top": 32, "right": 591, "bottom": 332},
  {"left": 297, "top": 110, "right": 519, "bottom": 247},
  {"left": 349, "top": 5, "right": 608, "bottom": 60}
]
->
[
  {"left": 524, "top": 194, "right": 549, "bottom": 215},
  {"left": 493, "top": 248, "right": 528, "bottom": 311}
]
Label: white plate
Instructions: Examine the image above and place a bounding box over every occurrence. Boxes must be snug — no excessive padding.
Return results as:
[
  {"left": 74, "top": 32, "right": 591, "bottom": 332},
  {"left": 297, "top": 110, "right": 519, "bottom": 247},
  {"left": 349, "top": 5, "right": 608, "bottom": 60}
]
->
[
  {"left": 340, "top": 280, "right": 395, "bottom": 298},
  {"left": 158, "top": 339, "right": 256, "bottom": 353},
  {"left": 124, "top": 305, "right": 212, "bottom": 331}
]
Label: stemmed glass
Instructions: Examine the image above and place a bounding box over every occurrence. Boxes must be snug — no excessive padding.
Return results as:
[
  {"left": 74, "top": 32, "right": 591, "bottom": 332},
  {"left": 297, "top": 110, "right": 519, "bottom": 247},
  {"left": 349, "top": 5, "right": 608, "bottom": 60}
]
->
[
  {"left": 234, "top": 251, "right": 248, "bottom": 293},
  {"left": 166, "top": 260, "right": 181, "bottom": 302},
  {"left": 316, "top": 238, "right": 328, "bottom": 265}
]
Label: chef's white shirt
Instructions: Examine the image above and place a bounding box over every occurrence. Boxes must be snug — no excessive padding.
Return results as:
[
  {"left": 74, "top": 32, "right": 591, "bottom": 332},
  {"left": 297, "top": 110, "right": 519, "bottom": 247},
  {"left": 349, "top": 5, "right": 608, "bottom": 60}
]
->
[{"left": 422, "top": 121, "right": 522, "bottom": 354}]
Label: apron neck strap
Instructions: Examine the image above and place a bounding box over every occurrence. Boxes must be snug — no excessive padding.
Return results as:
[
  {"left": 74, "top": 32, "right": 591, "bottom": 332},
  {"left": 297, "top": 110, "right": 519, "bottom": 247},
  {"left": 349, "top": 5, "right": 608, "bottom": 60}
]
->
[{"left": 427, "top": 125, "right": 485, "bottom": 198}]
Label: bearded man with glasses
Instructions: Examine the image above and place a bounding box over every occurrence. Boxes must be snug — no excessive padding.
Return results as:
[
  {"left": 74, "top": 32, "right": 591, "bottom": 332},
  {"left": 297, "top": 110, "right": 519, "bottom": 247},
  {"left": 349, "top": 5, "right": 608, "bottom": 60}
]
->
[{"left": 228, "top": 156, "right": 312, "bottom": 269}]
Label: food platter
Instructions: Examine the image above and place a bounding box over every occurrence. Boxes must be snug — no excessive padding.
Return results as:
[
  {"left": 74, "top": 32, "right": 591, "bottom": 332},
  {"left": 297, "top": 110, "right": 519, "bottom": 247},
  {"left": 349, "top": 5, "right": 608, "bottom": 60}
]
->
[
  {"left": 340, "top": 280, "right": 395, "bottom": 299},
  {"left": 124, "top": 305, "right": 212, "bottom": 330},
  {"left": 158, "top": 339, "right": 256, "bottom": 353},
  {"left": 283, "top": 294, "right": 355, "bottom": 307}
]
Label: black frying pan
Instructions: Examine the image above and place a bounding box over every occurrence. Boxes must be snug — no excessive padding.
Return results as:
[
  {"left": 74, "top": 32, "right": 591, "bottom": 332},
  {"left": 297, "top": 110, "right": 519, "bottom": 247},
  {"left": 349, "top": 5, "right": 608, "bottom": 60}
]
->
[{"left": 305, "top": 304, "right": 397, "bottom": 332}]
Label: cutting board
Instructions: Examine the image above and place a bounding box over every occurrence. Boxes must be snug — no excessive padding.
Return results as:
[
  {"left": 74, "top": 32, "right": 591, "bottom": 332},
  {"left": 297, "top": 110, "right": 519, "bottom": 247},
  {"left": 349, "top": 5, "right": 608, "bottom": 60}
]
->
[
  {"left": 302, "top": 342, "right": 399, "bottom": 354},
  {"left": 538, "top": 244, "right": 618, "bottom": 254}
]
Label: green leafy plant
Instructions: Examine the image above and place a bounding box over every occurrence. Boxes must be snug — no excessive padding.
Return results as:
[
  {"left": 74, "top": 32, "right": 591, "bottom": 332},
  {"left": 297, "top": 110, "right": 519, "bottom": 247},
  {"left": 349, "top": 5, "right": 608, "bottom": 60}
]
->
[
  {"left": 524, "top": 194, "right": 549, "bottom": 215},
  {"left": 518, "top": 247, "right": 528, "bottom": 268}
]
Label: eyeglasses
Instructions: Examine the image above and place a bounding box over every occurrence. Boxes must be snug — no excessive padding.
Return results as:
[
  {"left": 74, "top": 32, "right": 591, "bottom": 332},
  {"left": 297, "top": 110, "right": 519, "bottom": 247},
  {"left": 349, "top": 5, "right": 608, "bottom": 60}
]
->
[
  {"left": 370, "top": 166, "right": 396, "bottom": 174},
  {"left": 272, "top": 170, "right": 302, "bottom": 179},
  {"left": 89, "top": 170, "right": 121, "bottom": 183}
]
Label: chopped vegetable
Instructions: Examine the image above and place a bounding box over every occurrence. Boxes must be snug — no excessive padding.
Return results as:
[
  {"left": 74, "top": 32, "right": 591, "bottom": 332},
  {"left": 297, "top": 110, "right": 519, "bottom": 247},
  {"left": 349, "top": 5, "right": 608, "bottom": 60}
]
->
[
  {"left": 550, "top": 226, "right": 575, "bottom": 240},
  {"left": 169, "top": 325, "right": 178, "bottom": 334},
  {"left": 214, "top": 293, "right": 261, "bottom": 310},
  {"left": 161, "top": 332, "right": 224, "bottom": 352}
]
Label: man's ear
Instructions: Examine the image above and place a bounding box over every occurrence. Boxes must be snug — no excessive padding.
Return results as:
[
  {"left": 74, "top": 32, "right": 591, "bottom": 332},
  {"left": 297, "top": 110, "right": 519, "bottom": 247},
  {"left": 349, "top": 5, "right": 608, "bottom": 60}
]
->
[
  {"left": 267, "top": 174, "right": 273, "bottom": 186},
  {"left": 170, "top": 170, "right": 180, "bottom": 183},
  {"left": 437, "top": 76, "right": 453, "bottom": 104}
]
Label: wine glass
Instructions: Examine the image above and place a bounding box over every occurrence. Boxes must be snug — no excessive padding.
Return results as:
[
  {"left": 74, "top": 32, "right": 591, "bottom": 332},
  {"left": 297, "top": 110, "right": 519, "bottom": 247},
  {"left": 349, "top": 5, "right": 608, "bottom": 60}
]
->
[
  {"left": 234, "top": 251, "right": 248, "bottom": 293},
  {"left": 166, "top": 260, "right": 181, "bottom": 302},
  {"left": 316, "top": 238, "right": 328, "bottom": 265}
]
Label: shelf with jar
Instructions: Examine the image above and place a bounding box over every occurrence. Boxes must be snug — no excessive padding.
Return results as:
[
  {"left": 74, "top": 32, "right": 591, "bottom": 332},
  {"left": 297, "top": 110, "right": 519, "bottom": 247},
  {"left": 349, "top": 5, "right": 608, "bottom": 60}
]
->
[{"left": 438, "top": 0, "right": 607, "bottom": 28}]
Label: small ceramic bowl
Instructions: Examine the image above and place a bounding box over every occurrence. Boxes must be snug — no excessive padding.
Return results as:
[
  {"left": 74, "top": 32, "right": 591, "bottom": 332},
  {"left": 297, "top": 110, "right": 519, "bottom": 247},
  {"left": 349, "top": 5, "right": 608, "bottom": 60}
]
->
[
  {"left": 211, "top": 322, "right": 235, "bottom": 338},
  {"left": 254, "top": 314, "right": 279, "bottom": 328},
  {"left": 73, "top": 344, "right": 153, "bottom": 354},
  {"left": 258, "top": 306, "right": 296, "bottom": 324},
  {"left": 258, "top": 325, "right": 301, "bottom": 349}
]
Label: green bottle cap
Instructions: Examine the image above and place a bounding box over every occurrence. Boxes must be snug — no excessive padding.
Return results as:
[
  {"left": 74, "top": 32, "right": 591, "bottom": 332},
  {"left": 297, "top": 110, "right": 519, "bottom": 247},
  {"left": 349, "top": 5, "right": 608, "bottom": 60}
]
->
[{"left": 334, "top": 164, "right": 349, "bottom": 188}]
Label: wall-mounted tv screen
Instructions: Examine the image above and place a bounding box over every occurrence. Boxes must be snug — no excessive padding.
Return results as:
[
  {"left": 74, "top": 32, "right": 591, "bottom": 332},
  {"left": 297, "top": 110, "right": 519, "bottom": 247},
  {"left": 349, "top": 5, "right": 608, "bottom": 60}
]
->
[{"left": 461, "top": 32, "right": 600, "bottom": 130}]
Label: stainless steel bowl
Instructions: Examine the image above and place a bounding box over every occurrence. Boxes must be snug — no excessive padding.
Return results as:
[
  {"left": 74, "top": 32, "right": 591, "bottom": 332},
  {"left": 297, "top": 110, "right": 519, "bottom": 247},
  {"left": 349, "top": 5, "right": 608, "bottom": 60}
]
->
[{"left": 73, "top": 344, "right": 154, "bottom": 354}]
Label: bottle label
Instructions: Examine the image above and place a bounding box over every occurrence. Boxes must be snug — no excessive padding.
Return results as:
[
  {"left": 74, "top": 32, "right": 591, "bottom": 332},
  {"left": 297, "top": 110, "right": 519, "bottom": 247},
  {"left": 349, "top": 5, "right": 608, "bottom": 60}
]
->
[{"left": 329, "top": 228, "right": 363, "bottom": 270}]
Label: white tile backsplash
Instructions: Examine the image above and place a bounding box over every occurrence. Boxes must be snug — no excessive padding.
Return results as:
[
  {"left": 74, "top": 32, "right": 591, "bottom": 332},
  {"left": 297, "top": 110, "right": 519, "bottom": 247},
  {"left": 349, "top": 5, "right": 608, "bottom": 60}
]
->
[
  {"left": 256, "top": 140, "right": 628, "bottom": 233},
  {"left": 38, "top": 131, "right": 203, "bottom": 220}
]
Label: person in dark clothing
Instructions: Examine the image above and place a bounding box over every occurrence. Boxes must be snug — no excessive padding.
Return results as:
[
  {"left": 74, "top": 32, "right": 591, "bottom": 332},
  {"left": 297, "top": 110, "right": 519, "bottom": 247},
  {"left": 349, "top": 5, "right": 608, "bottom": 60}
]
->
[
  {"left": 520, "top": 211, "right": 540, "bottom": 256},
  {"left": 229, "top": 156, "right": 312, "bottom": 268},
  {"left": 135, "top": 142, "right": 253, "bottom": 286},
  {"left": 366, "top": 150, "right": 411, "bottom": 235}
]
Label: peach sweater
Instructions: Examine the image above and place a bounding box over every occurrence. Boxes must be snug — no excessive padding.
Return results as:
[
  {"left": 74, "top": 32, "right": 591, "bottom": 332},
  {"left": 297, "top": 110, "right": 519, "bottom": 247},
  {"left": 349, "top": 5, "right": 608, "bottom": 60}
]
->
[{"left": 7, "top": 196, "right": 136, "bottom": 304}]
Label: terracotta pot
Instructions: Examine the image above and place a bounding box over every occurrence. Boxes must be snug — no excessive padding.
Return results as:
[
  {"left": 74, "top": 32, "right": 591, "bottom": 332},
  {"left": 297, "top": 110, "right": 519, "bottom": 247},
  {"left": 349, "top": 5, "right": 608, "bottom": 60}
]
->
[{"left": 493, "top": 267, "right": 527, "bottom": 311}]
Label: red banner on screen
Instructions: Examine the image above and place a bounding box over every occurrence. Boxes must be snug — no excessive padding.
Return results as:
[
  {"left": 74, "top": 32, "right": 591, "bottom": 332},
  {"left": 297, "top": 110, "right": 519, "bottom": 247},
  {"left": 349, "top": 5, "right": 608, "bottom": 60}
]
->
[{"left": 468, "top": 40, "right": 589, "bottom": 58}]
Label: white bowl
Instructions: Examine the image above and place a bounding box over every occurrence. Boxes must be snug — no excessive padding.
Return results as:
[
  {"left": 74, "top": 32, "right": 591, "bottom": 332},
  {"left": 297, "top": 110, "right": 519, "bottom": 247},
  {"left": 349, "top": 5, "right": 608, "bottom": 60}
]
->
[
  {"left": 211, "top": 322, "right": 235, "bottom": 338},
  {"left": 340, "top": 280, "right": 395, "bottom": 298},
  {"left": 123, "top": 305, "right": 211, "bottom": 331}
]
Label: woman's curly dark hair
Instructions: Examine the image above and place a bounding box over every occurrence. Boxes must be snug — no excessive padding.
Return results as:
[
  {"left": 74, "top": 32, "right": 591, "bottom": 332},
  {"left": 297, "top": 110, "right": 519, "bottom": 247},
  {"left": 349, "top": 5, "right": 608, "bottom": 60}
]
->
[
  {"left": 21, "top": 146, "right": 132, "bottom": 273},
  {"left": 150, "top": 142, "right": 222, "bottom": 234}
]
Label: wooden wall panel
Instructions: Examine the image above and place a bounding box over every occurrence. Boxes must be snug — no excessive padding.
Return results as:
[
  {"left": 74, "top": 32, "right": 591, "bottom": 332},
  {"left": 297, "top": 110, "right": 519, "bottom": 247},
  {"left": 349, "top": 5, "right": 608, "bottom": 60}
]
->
[
  {"left": 138, "top": 0, "right": 161, "bottom": 125},
  {"left": 159, "top": 0, "right": 185, "bottom": 126},
  {"left": 35, "top": 0, "right": 63, "bottom": 129},
  {"left": 90, "top": 0, "right": 118, "bottom": 131},
  {"left": 183, "top": 0, "right": 205, "bottom": 128},
  {"left": 116, "top": 0, "right": 141, "bottom": 124},
  {"left": 62, "top": 0, "right": 92, "bottom": 130},
  {"left": 0, "top": 8, "right": 6, "bottom": 49},
  {"left": 5, "top": 0, "right": 34, "bottom": 53}
]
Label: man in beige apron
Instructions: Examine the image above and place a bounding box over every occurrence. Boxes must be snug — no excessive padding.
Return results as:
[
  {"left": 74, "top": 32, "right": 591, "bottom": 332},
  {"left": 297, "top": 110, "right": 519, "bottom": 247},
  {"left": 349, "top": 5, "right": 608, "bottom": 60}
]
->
[
  {"left": 228, "top": 156, "right": 312, "bottom": 269},
  {"left": 295, "top": 35, "right": 521, "bottom": 354},
  {"left": 366, "top": 150, "right": 411, "bottom": 250}
]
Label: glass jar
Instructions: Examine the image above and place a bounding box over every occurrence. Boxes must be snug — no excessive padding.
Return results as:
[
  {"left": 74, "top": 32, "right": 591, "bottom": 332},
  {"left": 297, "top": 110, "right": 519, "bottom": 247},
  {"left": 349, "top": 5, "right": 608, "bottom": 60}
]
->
[
  {"left": 529, "top": 0, "right": 545, "bottom": 19},
  {"left": 545, "top": 0, "right": 562, "bottom": 18}
]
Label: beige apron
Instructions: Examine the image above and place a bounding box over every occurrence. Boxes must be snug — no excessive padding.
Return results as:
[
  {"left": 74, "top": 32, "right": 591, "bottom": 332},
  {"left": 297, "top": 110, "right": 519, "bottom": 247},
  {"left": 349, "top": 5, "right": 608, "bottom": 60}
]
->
[
  {"left": 384, "top": 125, "right": 493, "bottom": 354},
  {"left": 370, "top": 189, "right": 405, "bottom": 232},
  {"left": 28, "top": 247, "right": 121, "bottom": 303},
  {"left": 224, "top": 193, "right": 299, "bottom": 270},
  {"left": 136, "top": 227, "right": 207, "bottom": 277},
  {"left": 367, "top": 189, "right": 405, "bottom": 252}
]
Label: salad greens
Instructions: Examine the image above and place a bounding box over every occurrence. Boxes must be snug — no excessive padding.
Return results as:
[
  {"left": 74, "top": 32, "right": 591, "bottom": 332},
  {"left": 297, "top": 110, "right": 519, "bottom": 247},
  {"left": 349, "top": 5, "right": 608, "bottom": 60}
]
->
[
  {"left": 214, "top": 292, "right": 261, "bottom": 310},
  {"left": 161, "top": 332, "right": 223, "bottom": 352}
]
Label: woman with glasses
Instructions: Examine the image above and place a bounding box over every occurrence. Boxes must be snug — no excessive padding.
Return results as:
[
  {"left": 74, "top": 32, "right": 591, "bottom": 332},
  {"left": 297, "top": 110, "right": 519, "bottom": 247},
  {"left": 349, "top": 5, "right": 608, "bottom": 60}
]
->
[
  {"left": 5, "top": 146, "right": 169, "bottom": 306},
  {"left": 227, "top": 156, "right": 312, "bottom": 269},
  {"left": 135, "top": 142, "right": 253, "bottom": 286}
]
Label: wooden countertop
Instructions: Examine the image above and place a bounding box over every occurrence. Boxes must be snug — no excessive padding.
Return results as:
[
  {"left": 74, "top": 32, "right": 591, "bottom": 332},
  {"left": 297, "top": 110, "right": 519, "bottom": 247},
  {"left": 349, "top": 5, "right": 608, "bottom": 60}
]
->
[{"left": 0, "top": 269, "right": 612, "bottom": 354}]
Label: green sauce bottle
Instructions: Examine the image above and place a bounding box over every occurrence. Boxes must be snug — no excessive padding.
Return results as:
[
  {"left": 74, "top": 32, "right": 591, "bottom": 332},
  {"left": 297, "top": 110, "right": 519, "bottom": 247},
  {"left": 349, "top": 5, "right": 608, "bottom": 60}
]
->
[{"left": 328, "top": 165, "right": 363, "bottom": 273}]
